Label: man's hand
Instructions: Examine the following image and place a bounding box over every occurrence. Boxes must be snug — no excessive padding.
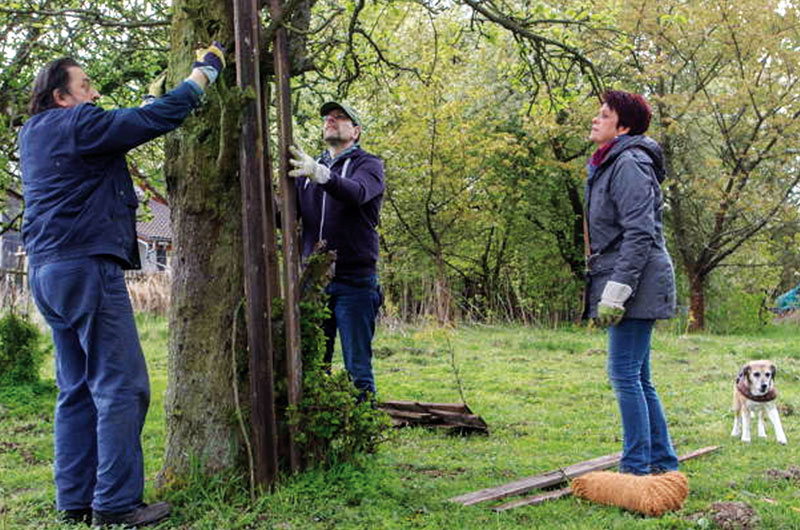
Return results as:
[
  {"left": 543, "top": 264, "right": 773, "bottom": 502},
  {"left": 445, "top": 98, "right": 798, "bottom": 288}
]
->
[
  {"left": 141, "top": 73, "right": 167, "bottom": 106},
  {"left": 288, "top": 145, "right": 330, "bottom": 184},
  {"left": 594, "top": 281, "right": 632, "bottom": 327},
  {"left": 192, "top": 41, "right": 226, "bottom": 85}
]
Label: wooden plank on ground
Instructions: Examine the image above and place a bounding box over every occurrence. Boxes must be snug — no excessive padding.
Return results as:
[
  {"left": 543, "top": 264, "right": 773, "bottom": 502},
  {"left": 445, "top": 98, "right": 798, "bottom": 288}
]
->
[
  {"left": 449, "top": 451, "right": 622, "bottom": 506},
  {"left": 490, "top": 445, "right": 721, "bottom": 512},
  {"left": 381, "top": 401, "right": 473, "bottom": 414},
  {"left": 379, "top": 401, "right": 489, "bottom": 433}
]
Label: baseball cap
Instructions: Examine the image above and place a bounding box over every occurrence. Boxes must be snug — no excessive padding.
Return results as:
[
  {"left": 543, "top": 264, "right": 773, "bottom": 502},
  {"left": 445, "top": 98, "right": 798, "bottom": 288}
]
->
[{"left": 320, "top": 101, "right": 361, "bottom": 126}]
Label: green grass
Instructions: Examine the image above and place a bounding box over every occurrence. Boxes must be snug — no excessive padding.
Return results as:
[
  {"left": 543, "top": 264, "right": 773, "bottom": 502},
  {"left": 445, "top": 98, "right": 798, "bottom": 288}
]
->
[{"left": 2, "top": 316, "right": 800, "bottom": 529}]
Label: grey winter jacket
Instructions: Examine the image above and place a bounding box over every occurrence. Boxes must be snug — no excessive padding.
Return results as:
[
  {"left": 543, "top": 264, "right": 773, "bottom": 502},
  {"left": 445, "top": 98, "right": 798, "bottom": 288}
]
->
[{"left": 584, "top": 134, "right": 676, "bottom": 320}]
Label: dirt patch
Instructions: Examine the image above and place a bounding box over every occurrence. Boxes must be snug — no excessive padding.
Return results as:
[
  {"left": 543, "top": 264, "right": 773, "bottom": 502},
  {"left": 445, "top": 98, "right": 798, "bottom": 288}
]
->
[
  {"left": 0, "top": 441, "right": 39, "bottom": 465},
  {"left": 582, "top": 348, "right": 606, "bottom": 356},
  {"left": 395, "top": 463, "right": 467, "bottom": 478},
  {"left": 778, "top": 403, "right": 795, "bottom": 416},
  {"left": 687, "top": 501, "right": 760, "bottom": 530},
  {"left": 374, "top": 346, "right": 395, "bottom": 359},
  {"left": 765, "top": 466, "right": 800, "bottom": 483}
]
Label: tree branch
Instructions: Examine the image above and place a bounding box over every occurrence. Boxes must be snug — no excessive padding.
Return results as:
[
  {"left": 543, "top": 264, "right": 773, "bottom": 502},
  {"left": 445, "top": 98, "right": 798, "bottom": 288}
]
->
[{"left": 0, "top": 7, "right": 170, "bottom": 28}]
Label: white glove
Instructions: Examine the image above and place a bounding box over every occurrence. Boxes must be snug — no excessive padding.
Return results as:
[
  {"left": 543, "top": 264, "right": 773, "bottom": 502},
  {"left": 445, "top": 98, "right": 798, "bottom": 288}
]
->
[
  {"left": 596, "top": 281, "right": 632, "bottom": 326},
  {"left": 599, "top": 280, "right": 633, "bottom": 310},
  {"left": 288, "top": 145, "right": 330, "bottom": 184}
]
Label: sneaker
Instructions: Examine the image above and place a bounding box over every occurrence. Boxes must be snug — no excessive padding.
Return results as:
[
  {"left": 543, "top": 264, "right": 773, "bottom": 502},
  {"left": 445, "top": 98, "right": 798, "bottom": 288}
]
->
[
  {"left": 60, "top": 508, "right": 92, "bottom": 525},
  {"left": 91, "top": 501, "right": 171, "bottom": 528}
]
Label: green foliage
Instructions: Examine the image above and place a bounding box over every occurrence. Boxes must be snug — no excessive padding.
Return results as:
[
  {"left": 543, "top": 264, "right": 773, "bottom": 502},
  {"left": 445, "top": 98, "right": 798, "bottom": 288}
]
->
[
  {"left": 0, "top": 312, "right": 47, "bottom": 386},
  {"left": 705, "top": 279, "right": 771, "bottom": 336},
  {"left": 273, "top": 252, "right": 390, "bottom": 468}
]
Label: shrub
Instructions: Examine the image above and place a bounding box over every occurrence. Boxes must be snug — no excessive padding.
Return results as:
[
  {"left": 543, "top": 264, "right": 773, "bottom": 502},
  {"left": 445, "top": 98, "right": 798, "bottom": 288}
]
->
[
  {"left": 0, "top": 311, "right": 47, "bottom": 386},
  {"left": 273, "top": 250, "right": 390, "bottom": 468}
]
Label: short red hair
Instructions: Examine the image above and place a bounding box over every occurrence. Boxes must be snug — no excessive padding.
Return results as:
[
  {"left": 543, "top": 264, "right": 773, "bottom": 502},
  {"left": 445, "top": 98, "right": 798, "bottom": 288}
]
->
[{"left": 603, "top": 90, "right": 652, "bottom": 135}]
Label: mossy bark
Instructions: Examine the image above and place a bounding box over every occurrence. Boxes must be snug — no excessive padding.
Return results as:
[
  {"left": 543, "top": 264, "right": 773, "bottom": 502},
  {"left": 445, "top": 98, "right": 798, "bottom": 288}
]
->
[{"left": 158, "top": 0, "right": 244, "bottom": 483}]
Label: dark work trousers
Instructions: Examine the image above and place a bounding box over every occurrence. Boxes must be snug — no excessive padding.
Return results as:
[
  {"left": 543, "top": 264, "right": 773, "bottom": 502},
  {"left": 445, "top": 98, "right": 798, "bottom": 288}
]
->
[
  {"left": 29, "top": 257, "right": 150, "bottom": 513},
  {"left": 322, "top": 274, "right": 381, "bottom": 395}
]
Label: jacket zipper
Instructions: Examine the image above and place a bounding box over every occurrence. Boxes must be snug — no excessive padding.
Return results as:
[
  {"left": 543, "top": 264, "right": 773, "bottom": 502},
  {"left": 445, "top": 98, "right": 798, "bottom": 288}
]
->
[{"left": 319, "top": 157, "right": 350, "bottom": 243}]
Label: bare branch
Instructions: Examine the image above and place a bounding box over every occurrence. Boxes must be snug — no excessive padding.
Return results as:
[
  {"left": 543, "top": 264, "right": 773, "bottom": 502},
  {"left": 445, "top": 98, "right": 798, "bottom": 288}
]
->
[{"left": 0, "top": 7, "right": 170, "bottom": 28}]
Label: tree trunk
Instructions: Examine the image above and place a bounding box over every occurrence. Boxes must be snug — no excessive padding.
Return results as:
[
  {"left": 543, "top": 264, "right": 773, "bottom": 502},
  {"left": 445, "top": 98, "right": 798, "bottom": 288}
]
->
[
  {"left": 434, "top": 253, "right": 451, "bottom": 324},
  {"left": 159, "top": 0, "right": 243, "bottom": 483},
  {"left": 688, "top": 270, "right": 706, "bottom": 332}
]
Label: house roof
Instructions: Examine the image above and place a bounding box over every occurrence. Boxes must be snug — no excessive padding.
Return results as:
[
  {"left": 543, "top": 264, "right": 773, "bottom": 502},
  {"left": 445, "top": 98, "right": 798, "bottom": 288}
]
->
[{"left": 135, "top": 187, "right": 172, "bottom": 242}]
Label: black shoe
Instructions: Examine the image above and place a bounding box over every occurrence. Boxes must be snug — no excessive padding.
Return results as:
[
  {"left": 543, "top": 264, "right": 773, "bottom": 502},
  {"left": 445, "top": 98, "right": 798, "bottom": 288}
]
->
[
  {"left": 91, "top": 502, "right": 171, "bottom": 528},
  {"left": 61, "top": 508, "right": 92, "bottom": 525}
]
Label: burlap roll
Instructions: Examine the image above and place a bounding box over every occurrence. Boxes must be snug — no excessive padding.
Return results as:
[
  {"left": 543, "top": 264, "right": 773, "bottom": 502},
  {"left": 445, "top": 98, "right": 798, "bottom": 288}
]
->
[{"left": 570, "top": 471, "right": 688, "bottom": 516}]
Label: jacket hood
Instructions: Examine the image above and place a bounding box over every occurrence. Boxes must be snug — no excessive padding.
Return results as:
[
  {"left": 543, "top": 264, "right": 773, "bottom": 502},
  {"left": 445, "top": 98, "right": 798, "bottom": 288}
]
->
[{"left": 601, "top": 135, "right": 666, "bottom": 183}]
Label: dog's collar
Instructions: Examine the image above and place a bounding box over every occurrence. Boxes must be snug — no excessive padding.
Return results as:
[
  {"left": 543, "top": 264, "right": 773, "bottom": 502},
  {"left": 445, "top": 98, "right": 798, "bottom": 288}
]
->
[{"left": 736, "top": 372, "right": 778, "bottom": 402}]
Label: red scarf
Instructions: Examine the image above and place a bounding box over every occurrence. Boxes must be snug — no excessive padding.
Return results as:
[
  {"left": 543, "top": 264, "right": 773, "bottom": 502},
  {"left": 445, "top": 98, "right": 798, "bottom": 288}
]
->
[{"left": 589, "top": 139, "right": 618, "bottom": 167}]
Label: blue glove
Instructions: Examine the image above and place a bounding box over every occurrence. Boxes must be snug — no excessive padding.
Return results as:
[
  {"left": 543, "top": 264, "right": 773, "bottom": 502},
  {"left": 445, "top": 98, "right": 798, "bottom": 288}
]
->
[{"left": 192, "top": 41, "right": 226, "bottom": 85}]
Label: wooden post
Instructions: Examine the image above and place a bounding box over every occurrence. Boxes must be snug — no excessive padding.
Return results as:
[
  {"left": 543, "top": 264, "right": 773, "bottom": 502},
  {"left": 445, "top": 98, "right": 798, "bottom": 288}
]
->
[
  {"left": 233, "top": 0, "right": 279, "bottom": 487},
  {"left": 261, "top": 81, "right": 280, "bottom": 303},
  {"left": 267, "top": 0, "right": 303, "bottom": 473}
]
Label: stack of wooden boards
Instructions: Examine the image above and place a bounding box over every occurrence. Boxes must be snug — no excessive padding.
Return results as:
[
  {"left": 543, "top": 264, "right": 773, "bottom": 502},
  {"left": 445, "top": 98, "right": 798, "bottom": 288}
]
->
[{"left": 378, "top": 401, "right": 489, "bottom": 434}]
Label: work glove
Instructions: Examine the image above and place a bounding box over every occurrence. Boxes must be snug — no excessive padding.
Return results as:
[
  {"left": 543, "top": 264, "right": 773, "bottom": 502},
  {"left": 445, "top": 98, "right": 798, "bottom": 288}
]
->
[
  {"left": 595, "top": 280, "right": 632, "bottom": 327},
  {"left": 141, "top": 72, "right": 167, "bottom": 106},
  {"left": 288, "top": 145, "right": 330, "bottom": 184},
  {"left": 192, "top": 41, "right": 226, "bottom": 85}
]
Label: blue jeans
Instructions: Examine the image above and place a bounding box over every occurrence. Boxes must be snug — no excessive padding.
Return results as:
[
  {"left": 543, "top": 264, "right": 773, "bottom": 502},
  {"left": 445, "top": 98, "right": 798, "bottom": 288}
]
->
[
  {"left": 323, "top": 275, "right": 381, "bottom": 395},
  {"left": 607, "top": 318, "right": 678, "bottom": 475},
  {"left": 29, "top": 257, "right": 149, "bottom": 513}
]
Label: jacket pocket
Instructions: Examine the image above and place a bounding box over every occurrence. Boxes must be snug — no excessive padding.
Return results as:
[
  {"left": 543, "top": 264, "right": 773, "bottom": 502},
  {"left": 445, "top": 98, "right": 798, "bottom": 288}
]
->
[{"left": 587, "top": 251, "right": 618, "bottom": 277}]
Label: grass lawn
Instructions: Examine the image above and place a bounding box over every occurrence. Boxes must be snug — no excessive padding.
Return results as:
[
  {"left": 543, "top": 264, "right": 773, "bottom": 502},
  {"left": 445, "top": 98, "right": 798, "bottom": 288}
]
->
[{"left": 2, "top": 315, "right": 800, "bottom": 529}]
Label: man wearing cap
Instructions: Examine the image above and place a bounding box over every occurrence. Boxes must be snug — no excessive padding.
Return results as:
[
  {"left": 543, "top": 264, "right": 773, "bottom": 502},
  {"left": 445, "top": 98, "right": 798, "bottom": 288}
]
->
[{"left": 288, "top": 101, "right": 384, "bottom": 400}]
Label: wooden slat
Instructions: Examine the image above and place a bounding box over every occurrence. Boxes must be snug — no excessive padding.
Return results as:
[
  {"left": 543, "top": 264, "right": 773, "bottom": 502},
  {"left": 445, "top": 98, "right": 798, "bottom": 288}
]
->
[
  {"left": 380, "top": 400, "right": 473, "bottom": 414},
  {"left": 233, "top": 0, "right": 278, "bottom": 488},
  {"left": 492, "top": 488, "right": 572, "bottom": 512},
  {"left": 449, "top": 451, "right": 622, "bottom": 506},
  {"left": 490, "top": 445, "right": 721, "bottom": 512},
  {"left": 268, "top": 0, "right": 303, "bottom": 474}
]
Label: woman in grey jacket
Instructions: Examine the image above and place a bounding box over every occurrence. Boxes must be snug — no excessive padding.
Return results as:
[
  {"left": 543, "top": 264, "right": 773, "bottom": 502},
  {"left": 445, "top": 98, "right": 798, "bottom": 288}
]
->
[{"left": 585, "top": 90, "right": 679, "bottom": 475}]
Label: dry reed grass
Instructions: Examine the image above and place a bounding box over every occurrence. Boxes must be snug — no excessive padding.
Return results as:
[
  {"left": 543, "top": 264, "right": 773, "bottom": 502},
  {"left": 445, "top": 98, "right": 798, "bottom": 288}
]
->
[{"left": 126, "top": 271, "right": 171, "bottom": 315}]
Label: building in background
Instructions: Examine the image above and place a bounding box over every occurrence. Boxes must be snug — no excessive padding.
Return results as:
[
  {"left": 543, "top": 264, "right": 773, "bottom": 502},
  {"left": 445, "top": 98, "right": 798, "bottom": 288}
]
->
[
  {"left": 1, "top": 185, "right": 173, "bottom": 274},
  {"left": 135, "top": 184, "right": 173, "bottom": 273},
  {"left": 0, "top": 189, "right": 24, "bottom": 272}
]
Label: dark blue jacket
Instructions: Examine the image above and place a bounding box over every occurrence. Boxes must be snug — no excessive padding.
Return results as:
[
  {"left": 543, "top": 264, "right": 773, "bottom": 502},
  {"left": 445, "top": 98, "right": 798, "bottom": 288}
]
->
[
  {"left": 584, "top": 134, "right": 676, "bottom": 320},
  {"left": 20, "top": 81, "right": 201, "bottom": 269},
  {"left": 295, "top": 146, "right": 384, "bottom": 277}
]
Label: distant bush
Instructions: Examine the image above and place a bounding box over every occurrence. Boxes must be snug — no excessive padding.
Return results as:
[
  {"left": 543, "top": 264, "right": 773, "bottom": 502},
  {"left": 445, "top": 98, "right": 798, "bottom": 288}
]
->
[
  {"left": 0, "top": 312, "right": 47, "bottom": 386},
  {"left": 705, "top": 284, "right": 770, "bottom": 335}
]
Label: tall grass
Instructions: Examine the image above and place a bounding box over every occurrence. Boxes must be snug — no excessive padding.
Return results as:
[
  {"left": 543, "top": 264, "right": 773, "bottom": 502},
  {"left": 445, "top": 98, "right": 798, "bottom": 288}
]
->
[{"left": 126, "top": 271, "right": 171, "bottom": 316}]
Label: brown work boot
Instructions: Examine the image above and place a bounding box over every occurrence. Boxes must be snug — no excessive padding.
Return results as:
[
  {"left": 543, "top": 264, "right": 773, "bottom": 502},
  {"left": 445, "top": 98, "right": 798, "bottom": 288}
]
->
[{"left": 91, "top": 501, "right": 171, "bottom": 528}]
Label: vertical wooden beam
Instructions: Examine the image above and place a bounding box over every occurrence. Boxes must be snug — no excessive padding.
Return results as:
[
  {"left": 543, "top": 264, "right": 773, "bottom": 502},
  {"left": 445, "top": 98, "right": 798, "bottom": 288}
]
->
[
  {"left": 233, "top": 0, "right": 279, "bottom": 487},
  {"left": 261, "top": 81, "right": 280, "bottom": 302},
  {"left": 267, "top": 0, "right": 303, "bottom": 472}
]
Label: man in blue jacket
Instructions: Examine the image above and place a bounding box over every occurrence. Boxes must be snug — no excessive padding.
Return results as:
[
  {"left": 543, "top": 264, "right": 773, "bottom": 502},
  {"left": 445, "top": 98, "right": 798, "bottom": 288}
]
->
[
  {"left": 288, "top": 102, "right": 384, "bottom": 401},
  {"left": 19, "top": 43, "right": 225, "bottom": 528}
]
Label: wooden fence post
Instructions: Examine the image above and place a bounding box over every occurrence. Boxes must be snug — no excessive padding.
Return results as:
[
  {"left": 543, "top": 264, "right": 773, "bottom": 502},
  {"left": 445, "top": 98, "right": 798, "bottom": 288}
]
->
[
  {"left": 233, "top": 0, "right": 279, "bottom": 488},
  {"left": 267, "top": 0, "right": 304, "bottom": 473}
]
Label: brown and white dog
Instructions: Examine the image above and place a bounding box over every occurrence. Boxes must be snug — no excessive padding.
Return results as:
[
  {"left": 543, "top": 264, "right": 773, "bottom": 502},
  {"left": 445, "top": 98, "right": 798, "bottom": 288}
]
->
[{"left": 731, "top": 360, "right": 787, "bottom": 445}]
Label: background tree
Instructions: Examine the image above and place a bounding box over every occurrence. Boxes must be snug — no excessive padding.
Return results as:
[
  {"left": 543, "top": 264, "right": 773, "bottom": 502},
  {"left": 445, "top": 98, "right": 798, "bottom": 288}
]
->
[{"left": 601, "top": 0, "right": 800, "bottom": 330}]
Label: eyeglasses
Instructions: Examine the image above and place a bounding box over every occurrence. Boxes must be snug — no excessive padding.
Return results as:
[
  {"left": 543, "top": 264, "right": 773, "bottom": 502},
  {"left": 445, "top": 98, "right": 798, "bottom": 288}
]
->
[{"left": 323, "top": 113, "right": 352, "bottom": 122}]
